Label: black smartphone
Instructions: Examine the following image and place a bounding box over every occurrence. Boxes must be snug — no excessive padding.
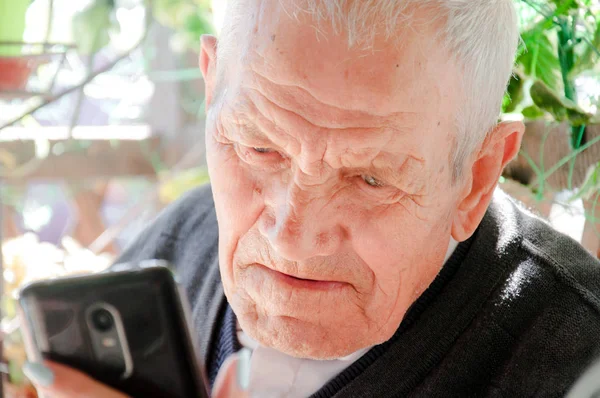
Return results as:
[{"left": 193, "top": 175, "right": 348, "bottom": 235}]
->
[{"left": 17, "top": 261, "right": 209, "bottom": 398}]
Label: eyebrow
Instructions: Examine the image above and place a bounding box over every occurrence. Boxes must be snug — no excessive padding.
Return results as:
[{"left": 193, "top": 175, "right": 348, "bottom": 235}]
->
[
  {"left": 230, "top": 120, "right": 275, "bottom": 147},
  {"left": 381, "top": 155, "right": 427, "bottom": 191},
  {"left": 238, "top": 121, "right": 264, "bottom": 140},
  {"left": 232, "top": 118, "right": 427, "bottom": 188}
]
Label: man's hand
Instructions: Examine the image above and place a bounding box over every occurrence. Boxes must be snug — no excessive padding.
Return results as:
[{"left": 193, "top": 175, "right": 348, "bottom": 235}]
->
[{"left": 23, "top": 349, "right": 251, "bottom": 398}]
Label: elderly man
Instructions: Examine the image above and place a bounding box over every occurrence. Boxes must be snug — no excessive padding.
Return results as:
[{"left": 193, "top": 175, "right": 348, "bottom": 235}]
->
[{"left": 24, "top": 0, "right": 600, "bottom": 397}]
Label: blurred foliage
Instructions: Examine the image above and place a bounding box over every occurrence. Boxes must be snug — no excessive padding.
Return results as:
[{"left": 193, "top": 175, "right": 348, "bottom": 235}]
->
[
  {"left": 70, "top": 0, "right": 215, "bottom": 55},
  {"left": 159, "top": 167, "right": 210, "bottom": 203},
  {"left": 152, "top": 0, "right": 214, "bottom": 52},
  {"left": 507, "top": 0, "right": 600, "bottom": 136},
  {"left": 72, "top": 0, "right": 117, "bottom": 55},
  {"left": 0, "top": 0, "right": 31, "bottom": 56},
  {"left": 503, "top": 0, "right": 600, "bottom": 203},
  {"left": 517, "top": 29, "right": 562, "bottom": 91},
  {"left": 2, "top": 234, "right": 114, "bottom": 390}
]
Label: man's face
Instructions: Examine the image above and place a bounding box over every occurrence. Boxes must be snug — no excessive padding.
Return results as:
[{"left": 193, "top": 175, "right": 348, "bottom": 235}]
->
[{"left": 205, "top": 2, "right": 464, "bottom": 359}]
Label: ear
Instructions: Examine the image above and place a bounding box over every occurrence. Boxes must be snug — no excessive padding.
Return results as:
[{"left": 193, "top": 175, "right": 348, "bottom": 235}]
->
[
  {"left": 199, "top": 34, "right": 218, "bottom": 108},
  {"left": 452, "top": 121, "right": 525, "bottom": 241}
]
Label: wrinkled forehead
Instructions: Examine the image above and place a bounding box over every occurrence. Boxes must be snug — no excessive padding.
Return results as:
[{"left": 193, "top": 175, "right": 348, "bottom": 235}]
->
[
  {"left": 217, "top": 0, "right": 460, "bottom": 119},
  {"left": 219, "top": 0, "right": 460, "bottom": 137}
]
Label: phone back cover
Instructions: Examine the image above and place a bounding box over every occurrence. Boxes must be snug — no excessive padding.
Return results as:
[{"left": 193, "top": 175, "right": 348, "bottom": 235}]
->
[{"left": 19, "top": 267, "right": 208, "bottom": 398}]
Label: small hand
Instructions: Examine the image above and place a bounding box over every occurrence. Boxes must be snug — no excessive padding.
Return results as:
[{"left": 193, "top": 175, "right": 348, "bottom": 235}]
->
[
  {"left": 24, "top": 361, "right": 129, "bottom": 398},
  {"left": 23, "top": 349, "right": 251, "bottom": 398}
]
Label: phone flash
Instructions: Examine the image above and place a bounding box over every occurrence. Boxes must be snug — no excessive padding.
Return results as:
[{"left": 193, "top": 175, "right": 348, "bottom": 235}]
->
[{"left": 102, "top": 338, "right": 117, "bottom": 348}]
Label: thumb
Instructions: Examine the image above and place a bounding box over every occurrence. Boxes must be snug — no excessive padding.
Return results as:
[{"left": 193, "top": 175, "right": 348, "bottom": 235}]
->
[{"left": 212, "top": 348, "right": 251, "bottom": 398}]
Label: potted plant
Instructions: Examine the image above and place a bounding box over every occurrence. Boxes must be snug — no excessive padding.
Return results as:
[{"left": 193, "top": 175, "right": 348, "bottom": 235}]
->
[
  {"left": 501, "top": 0, "right": 600, "bottom": 254},
  {"left": 0, "top": 0, "right": 34, "bottom": 91}
]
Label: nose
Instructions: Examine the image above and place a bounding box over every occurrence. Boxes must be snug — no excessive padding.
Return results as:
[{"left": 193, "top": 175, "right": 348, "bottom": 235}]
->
[{"left": 258, "top": 183, "right": 345, "bottom": 261}]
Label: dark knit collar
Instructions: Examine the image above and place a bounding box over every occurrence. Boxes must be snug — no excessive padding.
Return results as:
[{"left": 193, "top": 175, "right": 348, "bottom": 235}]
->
[{"left": 207, "top": 303, "right": 240, "bottom": 388}]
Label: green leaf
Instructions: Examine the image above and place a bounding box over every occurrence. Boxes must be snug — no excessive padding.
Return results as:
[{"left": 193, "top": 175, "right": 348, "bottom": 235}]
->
[
  {"left": 502, "top": 93, "right": 512, "bottom": 113},
  {"left": 518, "top": 29, "right": 562, "bottom": 91},
  {"left": 530, "top": 80, "right": 591, "bottom": 125},
  {"left": 183, "top": 10, "right": 214, "bottom": 37},
  {"left": 503, "top": 71, "right": 525, "bottom": 113},
  {"left": 72, "top": 0, "right": 115, "bottom": 55},
  {"left": 549, "top": 0, "right": 579, "bottom": 15},
  {"left": 522, "top": 104, "right": 546, "bottom": 119},
  {"left": 179, "top": 9, "right": 214, "bottom": 51}
]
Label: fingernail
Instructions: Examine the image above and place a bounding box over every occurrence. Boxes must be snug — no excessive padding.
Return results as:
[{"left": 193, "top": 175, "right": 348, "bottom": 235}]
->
[
  {"left": 236, "top": 348, "right": 251, "bottom": 390},
  {"left": 23, "top": 362, "right": 54, "bottom": 387}
]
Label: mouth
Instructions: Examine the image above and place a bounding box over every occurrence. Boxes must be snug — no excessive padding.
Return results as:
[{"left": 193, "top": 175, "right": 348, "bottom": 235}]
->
[{"left": 253, "top": 263, "right": 347, "bottom": 291}]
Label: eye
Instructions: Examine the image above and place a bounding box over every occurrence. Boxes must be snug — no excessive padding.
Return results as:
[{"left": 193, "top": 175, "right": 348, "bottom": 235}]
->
[
  {"left": 362, "top": 175, "right": 385, "bottom": 188},
  {"left": 235, "top": 144, "right": 287, "bottom": 170},
  {"left": 253, "top": 147, "right": 274, "bottom": 154}
]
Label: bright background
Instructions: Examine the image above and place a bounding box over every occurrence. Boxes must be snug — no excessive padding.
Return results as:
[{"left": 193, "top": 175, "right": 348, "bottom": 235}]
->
[{"left": 0, "top": 0, "right": 599, "bottom": 395}]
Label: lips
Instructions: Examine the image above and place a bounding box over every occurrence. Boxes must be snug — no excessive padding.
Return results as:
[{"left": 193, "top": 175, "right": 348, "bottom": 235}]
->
[
  {"left": 286, "top": 274, "right": 319, "bottom": 282},
  {"left": 253, "top": 263, "right": 346, "bottom": 291},
  {"left": 256, "top": 262, "right": 334, "bottom": 282}
]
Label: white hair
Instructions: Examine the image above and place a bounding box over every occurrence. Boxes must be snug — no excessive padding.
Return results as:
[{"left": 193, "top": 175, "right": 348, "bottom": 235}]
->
[{"left": 216, "top": 0, "right": 520, "bottom": 180}]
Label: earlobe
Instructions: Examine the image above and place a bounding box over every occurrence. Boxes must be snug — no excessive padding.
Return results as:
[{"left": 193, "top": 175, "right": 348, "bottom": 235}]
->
[
  {"left": 451, "top": 121, "right": 525, "bottom": 241},
  {"left": 199, "top": 34, "right": 218, "bottom": 107}
]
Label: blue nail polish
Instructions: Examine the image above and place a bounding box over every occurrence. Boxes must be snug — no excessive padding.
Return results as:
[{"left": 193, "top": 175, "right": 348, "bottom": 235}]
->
[
  {"left": 237, "top": 348, "right": 251, "bottom": 390},
  {"left": 23, "top": 362, "right": 55, "bottom": 387}
]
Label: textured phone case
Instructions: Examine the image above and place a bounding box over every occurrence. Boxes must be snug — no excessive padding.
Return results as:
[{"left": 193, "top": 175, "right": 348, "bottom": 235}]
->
[{"left": 19, "top": 266, "right": 208, "bottom": 398}]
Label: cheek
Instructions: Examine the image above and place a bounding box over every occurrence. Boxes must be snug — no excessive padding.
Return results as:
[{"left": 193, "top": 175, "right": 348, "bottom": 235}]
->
[
  {"left": 352, "top": 205, "right": 452, "bottom": 305},
  {"left": 206, "top": 135, "right": 265, "bottom": 286}
]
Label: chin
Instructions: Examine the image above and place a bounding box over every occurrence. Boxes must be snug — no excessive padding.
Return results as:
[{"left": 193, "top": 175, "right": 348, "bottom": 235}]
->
[{"left": 236, "top": 309, "right": 377, "bottom": 360}]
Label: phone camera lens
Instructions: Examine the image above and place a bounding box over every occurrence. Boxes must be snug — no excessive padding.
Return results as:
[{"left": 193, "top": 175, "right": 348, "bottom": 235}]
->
[{"left": 91, "top": 309, "right": 114, "bottom": 332}]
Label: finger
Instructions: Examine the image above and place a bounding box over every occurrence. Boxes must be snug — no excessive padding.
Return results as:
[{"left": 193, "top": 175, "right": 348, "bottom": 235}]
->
[
  {"left": 26, "top": 360, "right": 128, "bottom": 398},
  {"left": 212, "top": 349, "right": 251, "bottom": 398},
  {"left": 23, "top": 362, "right": 54, "bottom": 388}
]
